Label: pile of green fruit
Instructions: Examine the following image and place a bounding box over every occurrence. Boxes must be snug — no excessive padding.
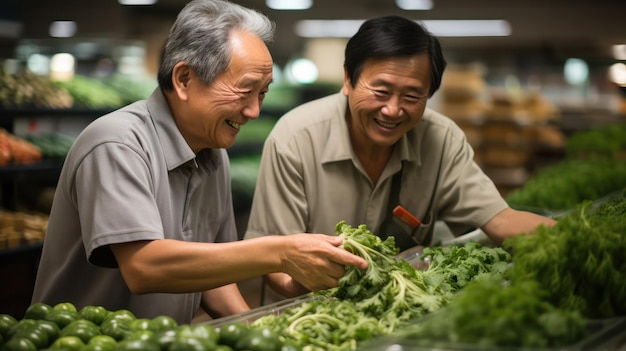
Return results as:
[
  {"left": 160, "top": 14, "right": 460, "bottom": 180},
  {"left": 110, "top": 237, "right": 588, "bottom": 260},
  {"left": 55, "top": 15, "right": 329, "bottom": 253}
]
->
[{"left": 0, "top": 302, "right": 294, "bottom": 351}]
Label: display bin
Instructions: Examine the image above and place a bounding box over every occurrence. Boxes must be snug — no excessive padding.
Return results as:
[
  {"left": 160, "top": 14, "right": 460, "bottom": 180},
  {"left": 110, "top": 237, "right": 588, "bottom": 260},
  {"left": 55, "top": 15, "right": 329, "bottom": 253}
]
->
[
  {"left": 206, "top": 294, "right": 325, "bottom": 328},
  {"left": 359, "top": 316, "right": 626, "bottom": 351}
]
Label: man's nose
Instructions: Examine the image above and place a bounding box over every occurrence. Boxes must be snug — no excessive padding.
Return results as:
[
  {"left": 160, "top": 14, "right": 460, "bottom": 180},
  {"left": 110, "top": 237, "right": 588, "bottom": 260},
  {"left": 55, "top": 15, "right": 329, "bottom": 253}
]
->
[
  {"left": 242, "top": 100, "right": 261, "bottom": 119},
  {"left": 381, "top": 97, "right": 403, "bottom": 117}
]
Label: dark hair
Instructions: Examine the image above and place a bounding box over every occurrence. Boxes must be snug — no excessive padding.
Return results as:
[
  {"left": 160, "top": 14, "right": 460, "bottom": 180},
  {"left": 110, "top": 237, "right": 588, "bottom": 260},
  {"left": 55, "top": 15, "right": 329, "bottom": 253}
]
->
[
  {"left": 157, "top": 0, "right": 274, "bottom": 91},
  {"left": 344, "top": 15, "right": 446, "bottom": 97}
]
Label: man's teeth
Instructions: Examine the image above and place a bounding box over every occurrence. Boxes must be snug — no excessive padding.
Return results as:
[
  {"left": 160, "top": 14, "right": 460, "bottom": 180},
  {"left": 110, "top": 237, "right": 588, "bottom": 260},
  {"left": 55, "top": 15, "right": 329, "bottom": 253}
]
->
[
  {"left": 376, "top": 120, "right": 398, "bottom": 129},
  {"left": 227, "top": 120, "right": 240, "bottom": 130}
]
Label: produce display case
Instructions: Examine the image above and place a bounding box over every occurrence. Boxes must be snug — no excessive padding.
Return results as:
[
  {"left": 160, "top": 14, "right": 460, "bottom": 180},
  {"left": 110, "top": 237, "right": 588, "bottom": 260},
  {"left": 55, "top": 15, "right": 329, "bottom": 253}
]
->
[
  {"left": 206, "top": 294, "right": 325, "bottom": 328},
  {"left": 206, "top": 295, "right": 626, "bottom": 351},
  {"left": 359, "top": 315, "right": 626, "bottom": 351}
]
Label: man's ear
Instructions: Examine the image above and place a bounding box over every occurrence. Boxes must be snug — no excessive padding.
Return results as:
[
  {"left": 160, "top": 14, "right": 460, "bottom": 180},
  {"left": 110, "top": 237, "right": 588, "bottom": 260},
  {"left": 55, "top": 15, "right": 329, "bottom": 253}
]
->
[
  {"left": 172, "top": 62, "right": 192, "bottom": 101},
  {"left": 342, "top": 67, "right": 351, "bottom": 96}
]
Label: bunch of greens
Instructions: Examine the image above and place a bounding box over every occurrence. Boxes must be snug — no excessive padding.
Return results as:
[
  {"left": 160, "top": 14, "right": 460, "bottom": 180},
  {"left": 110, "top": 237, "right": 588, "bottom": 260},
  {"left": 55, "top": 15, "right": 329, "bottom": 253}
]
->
[
  {"left": 253, "top": 221, "right": 446, "bottom": 350},
  {"left": 395, "top": 276, "right": 587, "bottom": 348},
  {"left": 420, "top": 242, "right": 512, "bottom": 297},
  {"left": 565, "top": 123, "right": 626, "bottom": 160},
  {"left": 252, "top": 298, "right": 382, "bottom": 351},
  {"left": 321, "top": 221, "right": 444, "bottom": 327},
  {"left": 503, "top": 190, "right": 626, "bottom": 318},
  {"left": 250, "top": 222, "right": 520, "bottom": 350},
  {"left": 505, "top": 158, "right": 626, "bottom": 212}
]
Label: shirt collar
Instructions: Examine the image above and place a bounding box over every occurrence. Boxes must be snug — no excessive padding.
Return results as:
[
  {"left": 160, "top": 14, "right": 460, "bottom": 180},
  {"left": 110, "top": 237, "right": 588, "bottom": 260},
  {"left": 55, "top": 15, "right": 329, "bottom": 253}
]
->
[
  {"left": 321, "top": 93, "right": 354, "bottom": 164},
  {"left": 321, "top": 92, "right": 419, "bottom": 170}
]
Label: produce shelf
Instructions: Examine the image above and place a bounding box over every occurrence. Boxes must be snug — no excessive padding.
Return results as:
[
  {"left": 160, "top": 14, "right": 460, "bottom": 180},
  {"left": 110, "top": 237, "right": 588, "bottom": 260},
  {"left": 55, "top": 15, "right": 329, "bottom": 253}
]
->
[
  {"left": 360, "top": 316, "right": 626, "bottom": 351},
  {"left": 0, "top": 158, "right": 65, "bottom": 177}
]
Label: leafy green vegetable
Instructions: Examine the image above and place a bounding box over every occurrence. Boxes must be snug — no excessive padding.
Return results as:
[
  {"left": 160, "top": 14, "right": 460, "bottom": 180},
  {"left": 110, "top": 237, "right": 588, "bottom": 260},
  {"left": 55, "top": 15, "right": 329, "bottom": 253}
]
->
[
  {"left": 565, "top": 123, "right": 626, "bottom": 159},
  {"left": 324, "top": 222, "right": 444, "bottom": 326},
  {"left": 251, "top": 222, "right": 513, "bottom": 350},
  {"left": 505, "top": 158, "right": 626, "bottom": 211},
  {"left": 52, "top": 75, "right": 124, "bottom": 109},
  {"left": 503, "top": 189, "right": 626, "bottom": 318},
  {"left": 420, "top": 242, "right": 512, "bottom": 297},
  {"left": 253, "top": 298, "right": 380, "bottom": 351},
  {"left": 395, "top": 277, "right": 587, "bottom": 348}
]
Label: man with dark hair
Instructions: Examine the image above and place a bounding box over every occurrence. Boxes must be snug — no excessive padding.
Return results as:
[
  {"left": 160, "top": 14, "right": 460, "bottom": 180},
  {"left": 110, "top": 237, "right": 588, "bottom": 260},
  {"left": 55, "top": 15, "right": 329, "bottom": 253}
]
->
[{"left": 245, "top": 15, "right": 555, "bottom": 298}]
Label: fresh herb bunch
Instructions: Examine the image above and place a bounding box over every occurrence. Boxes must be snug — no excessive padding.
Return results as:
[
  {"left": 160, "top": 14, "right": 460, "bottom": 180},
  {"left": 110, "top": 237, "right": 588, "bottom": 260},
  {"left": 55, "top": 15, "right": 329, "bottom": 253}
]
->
[
  {"left": 505, "top": 158, "right": 626, "bottom": 212},
  {"left": 253, "top": 222, "right": 446, "bottom": 350},
  {"left": 251, "top": 222, "right": 522, "bottom": 350},
  {"left": 503, "top": 189, "right": 626, "bottom": 318},
  {"left": 332, "top": 220, "right": 400, "bottom": 299},
  {"left": 397, "top": 276, "right": 587, "bottom": 348},
  {"left": 565, "top": 123, "right": 626, "bottom": 159},
  {"left": 322, "top": 222, "right": 444, "bottom": 324},
  {"left": 253, "top": 298, "right": 382, "bottom": 351},
  {"left": 420, "top": 242, "right": 512, "bottom": 297}
]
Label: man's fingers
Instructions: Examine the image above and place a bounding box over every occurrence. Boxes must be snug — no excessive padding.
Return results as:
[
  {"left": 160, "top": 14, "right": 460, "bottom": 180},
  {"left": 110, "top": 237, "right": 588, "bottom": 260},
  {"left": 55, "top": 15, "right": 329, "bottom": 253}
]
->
[
  {"left": 312, "top": 233, "right": 343, "bottom": 246},
  {"left": 333, "top": 247, "right": 368, "bottom": 270},
  {"left": 308, "top": 234, "right": 368, "bottom": 270}
]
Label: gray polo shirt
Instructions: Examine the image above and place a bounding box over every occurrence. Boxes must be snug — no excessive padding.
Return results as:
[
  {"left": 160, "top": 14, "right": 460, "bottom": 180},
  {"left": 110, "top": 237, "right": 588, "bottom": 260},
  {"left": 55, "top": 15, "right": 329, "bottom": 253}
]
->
[
  {"left": 31, "top": 88, "right": 237, "bottom": 324},
  {"left": 245, "top": 92, "right": 507, "bottom": 245}
]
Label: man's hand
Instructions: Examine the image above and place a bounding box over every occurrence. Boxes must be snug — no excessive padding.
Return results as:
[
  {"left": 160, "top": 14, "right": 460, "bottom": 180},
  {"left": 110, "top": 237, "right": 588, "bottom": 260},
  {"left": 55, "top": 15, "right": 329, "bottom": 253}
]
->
[{"left": 279, "top": 234, "right": 368, "bottom": 292}]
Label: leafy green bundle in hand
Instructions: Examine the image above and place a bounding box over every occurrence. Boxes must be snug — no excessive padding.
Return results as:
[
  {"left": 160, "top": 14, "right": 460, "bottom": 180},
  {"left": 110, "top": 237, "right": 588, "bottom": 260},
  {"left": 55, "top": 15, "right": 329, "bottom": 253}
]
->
[{"left": 322, "top": 221, "right": 444, "bottom": 327}]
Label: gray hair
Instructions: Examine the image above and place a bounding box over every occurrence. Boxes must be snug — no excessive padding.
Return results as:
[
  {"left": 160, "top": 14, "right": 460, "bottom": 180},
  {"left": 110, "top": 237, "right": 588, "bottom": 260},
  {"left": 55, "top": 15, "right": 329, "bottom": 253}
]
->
[{"left": 157, "top": 0, "right": 275, "bottom": 91}]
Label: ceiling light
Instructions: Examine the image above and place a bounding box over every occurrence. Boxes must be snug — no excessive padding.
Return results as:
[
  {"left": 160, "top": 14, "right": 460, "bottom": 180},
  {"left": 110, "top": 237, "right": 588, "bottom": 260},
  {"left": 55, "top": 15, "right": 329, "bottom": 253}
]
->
[
  {"left": 295, "top": 19, "right": 511, "bottom": 38},
  {"left": 564, "top": 58, "right": 589, "bottom": 85},
  {"left": 395, "top": 0, "right": 433, "bottom": 10},
  {"left": 118, "top": 0, "right": 158, "bottom": 5},
  {"left": 295, "top": 20, "right": 362, "bottom": 38},
  {"left": 49, "top": 21, "right": 77, "bottom": 38},
  {"left": 420, "top": 20, "right": 511, "bottom": 37},
  {"left": 286, "top": 58, "right": 319, "bottom": 84},
  {"left": 27, "top": 54, "right": 50, "bottom": 75},
  {"left": 50, "top": 53, "right": 76, "bottom": 81},
  {"left": 613, "top": 44, "right": 626, "bottom": 60},
  {"left": 266, "top": 0, "right": 312, "bottom": 10},
  {"left": 609, "top": 63, "right": 626, "bottom": 86}
]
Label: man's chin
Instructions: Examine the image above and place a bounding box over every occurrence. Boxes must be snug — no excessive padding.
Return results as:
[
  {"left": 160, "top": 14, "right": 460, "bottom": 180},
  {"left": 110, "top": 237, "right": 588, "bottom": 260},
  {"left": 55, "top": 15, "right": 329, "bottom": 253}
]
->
[{"left": 223, "top": 140, "right": 237, "bottom": 149}]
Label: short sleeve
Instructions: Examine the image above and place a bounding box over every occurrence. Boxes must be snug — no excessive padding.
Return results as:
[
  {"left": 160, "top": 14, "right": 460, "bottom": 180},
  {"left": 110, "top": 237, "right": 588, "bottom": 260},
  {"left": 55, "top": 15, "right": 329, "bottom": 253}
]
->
[
  {"left": 437, "top": 128, "right": 508, "bottom": 235},
  {"left": 245, "top": 135, "right": 308, "bottom": 239},
  {"left": 74, "top": 143, "right": 164, "bottom": 267}
]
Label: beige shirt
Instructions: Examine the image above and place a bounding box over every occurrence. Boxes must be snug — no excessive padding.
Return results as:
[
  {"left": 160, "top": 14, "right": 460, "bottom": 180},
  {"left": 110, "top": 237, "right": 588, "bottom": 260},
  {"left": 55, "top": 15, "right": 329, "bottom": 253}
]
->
[{"left": 245, "top": 92, "right": 507, "bottom": 245}]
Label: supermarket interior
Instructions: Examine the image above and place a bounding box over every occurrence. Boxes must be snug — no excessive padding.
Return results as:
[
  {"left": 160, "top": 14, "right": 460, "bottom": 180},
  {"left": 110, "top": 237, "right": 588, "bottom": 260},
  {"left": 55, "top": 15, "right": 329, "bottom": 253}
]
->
[{"left": 0, "top": 0, "right": 625, "bottom": 350}]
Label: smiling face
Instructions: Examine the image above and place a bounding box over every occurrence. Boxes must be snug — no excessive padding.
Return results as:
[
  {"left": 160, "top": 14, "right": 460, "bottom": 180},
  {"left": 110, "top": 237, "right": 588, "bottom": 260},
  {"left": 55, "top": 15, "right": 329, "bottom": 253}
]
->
[
  {"left": 171, "top": 29, "right": 273, "bottom": 152},
  {"left": 343, "top": 54, "right": 431, "bottom": 155}
]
